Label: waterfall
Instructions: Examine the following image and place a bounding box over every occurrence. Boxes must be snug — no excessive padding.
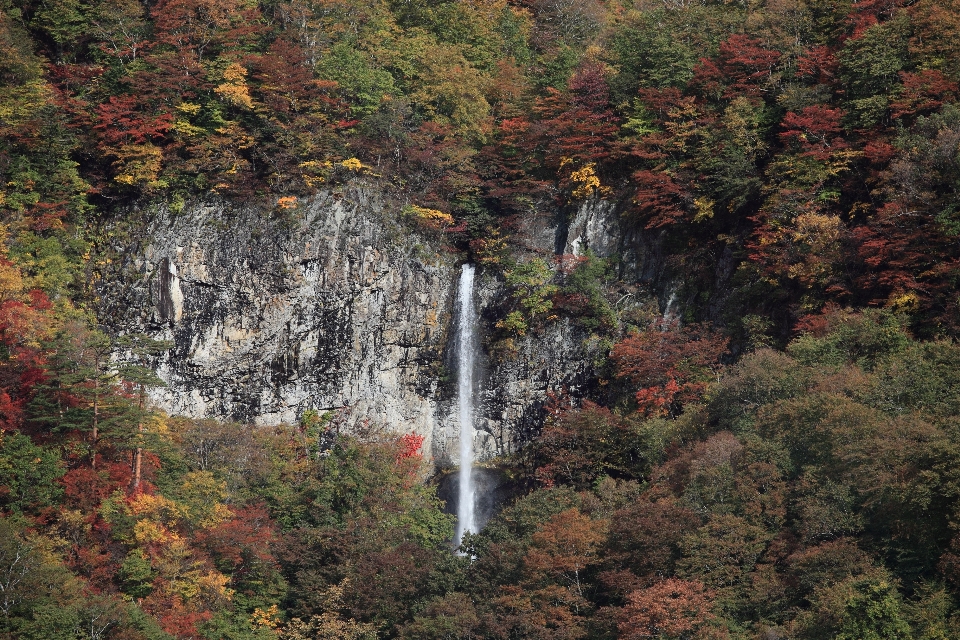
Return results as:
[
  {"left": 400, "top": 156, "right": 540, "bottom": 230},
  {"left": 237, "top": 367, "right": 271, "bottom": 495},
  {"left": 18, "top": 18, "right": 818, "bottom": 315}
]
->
[
  {"left": 662, "top": 289, "right": 677, "bottom": 321},
  {"left": 455, "top": 264, "right": 477, "bottom": 549}
]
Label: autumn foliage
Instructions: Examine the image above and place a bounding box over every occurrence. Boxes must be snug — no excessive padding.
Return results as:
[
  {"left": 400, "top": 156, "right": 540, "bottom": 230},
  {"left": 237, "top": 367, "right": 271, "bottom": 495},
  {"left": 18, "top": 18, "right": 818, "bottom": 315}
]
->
[
  {"left": 618, "top": 578, "right": 714, "bottom": 640},
  {"left": 611, "top": 320, "right": 729, "bottom": 417},
  {"left": 6, "top": 0, "right": 960, "bottom": 637}
]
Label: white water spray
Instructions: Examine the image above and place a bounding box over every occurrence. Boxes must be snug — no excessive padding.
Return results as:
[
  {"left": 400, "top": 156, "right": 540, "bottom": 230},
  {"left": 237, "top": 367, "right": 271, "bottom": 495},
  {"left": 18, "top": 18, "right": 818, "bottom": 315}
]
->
[
  {"left": 455, "top": 264, "right": 477, "bottom": 549},
  {"left": 663, "top": 290, "right": 677, "bottom": 321}
]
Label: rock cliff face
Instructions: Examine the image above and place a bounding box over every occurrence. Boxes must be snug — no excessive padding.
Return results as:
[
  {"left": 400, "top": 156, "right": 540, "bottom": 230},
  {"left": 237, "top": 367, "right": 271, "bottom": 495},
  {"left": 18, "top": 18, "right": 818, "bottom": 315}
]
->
[
  {"left": 464, "top": 199, "right": 623, "bottom": 458},
  {"left": 98, "top": 183, "right": 629, "bottom": 464}
]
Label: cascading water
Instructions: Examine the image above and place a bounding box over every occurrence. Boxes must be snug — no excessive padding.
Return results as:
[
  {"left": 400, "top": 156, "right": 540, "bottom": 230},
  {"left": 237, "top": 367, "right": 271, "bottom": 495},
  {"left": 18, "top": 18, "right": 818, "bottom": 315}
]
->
[{"left": 454, "top": 264, "right": 477, "bottom": 549}]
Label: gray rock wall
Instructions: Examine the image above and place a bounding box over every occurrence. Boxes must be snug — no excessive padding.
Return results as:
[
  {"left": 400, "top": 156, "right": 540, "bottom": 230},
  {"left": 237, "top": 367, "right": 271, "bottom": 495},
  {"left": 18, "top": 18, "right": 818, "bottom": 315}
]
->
[{"left": 99, "top": 185, "right": 622, "bottom": 465}]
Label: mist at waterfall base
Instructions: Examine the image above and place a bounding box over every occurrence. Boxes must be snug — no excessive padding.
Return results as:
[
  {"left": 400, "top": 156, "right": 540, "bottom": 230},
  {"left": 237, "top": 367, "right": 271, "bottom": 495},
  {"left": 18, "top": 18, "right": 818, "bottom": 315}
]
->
[{"left": 437, "top": 467, "right": 517, "bottom": 541}]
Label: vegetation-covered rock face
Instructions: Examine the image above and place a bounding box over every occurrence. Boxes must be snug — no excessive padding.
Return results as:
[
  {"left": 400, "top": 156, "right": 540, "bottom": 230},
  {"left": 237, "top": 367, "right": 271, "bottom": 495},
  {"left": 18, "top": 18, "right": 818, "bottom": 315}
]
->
[
  {"left": 6, "top": 0, "right": 960, "bottom": 637},
  {"left": 93, "top": 187, "right": 612, "bottom": 463}
]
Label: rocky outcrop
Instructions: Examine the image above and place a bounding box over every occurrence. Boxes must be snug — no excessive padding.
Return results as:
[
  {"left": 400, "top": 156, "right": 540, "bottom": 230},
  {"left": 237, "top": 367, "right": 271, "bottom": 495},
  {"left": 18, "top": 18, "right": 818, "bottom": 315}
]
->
[
  {"left": 456, "top": 200, "right": 621, "bottom": 460},
  {"left": 100, "top": 187, "right": 452, "bottom": 448},
  {"left": 98, "top": 184, "right": 630, "bottom": 465}
]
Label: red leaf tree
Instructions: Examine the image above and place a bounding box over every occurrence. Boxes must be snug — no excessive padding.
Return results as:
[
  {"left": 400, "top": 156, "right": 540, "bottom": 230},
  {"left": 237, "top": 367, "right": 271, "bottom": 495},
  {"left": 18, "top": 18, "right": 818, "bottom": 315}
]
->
[
  {"left": 618, "top": 578, "right": 714, "bottom": 640},
  {"left": 690, "top": 35, "right": 781, "bottom": 101},
  {"left": 611, "top": 320, "right": 728, "bottom": 417}
]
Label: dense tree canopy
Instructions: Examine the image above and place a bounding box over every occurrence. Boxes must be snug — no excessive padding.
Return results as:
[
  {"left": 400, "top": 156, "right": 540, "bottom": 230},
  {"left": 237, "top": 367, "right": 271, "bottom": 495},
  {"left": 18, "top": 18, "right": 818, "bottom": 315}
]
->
[{"left": 5, "top": 0, "right": 960, "bottom": 637}]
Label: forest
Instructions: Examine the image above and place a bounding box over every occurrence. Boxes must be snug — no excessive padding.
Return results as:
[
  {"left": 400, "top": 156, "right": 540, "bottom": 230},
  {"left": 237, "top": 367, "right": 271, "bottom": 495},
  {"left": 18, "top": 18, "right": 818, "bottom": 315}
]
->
[{"left": 4, "top": 0, "right": 960, "bottom": 637}]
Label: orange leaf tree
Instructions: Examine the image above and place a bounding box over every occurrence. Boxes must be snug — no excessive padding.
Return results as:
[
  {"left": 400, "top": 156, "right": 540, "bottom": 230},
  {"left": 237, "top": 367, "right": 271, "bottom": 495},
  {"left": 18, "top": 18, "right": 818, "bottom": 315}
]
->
[{"left": 618, "top": 578, "right": 714, "bottom": 640}]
